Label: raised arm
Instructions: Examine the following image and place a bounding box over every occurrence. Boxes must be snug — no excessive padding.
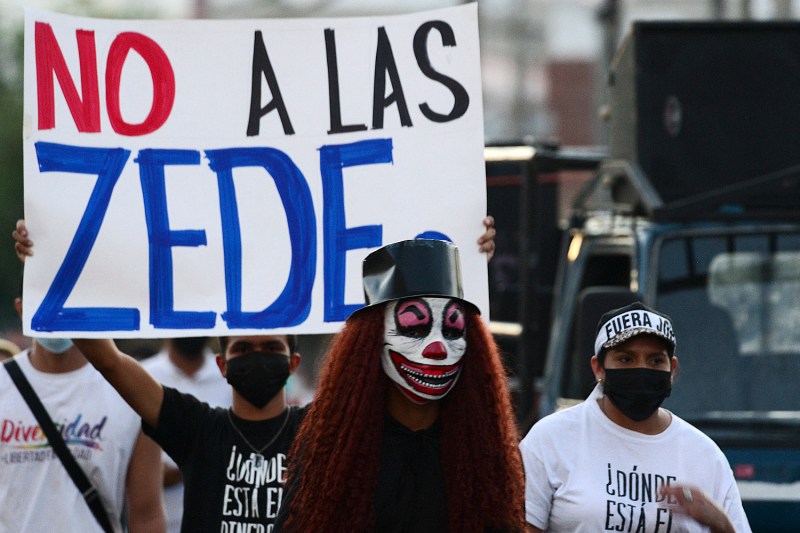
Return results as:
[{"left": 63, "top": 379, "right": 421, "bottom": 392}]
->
[{"left": 72, "top": 338, "right": 164, "bottom": 429}]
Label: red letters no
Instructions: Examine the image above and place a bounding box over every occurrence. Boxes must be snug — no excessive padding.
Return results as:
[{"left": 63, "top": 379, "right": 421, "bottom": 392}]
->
[
  {"left": 35, "top": 22, "right": 100, "bottom": 132},
  {"left": 35, "top": 24, "right": 175, "bottom": 136},
  {"left": 106, "top": 32, "right": 176, "bottom": 136}
]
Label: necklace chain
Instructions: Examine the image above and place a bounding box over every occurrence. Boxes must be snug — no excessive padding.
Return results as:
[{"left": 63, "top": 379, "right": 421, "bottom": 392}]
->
[{"left": 227, "top": 407, "right": 291, "bottom": 454}]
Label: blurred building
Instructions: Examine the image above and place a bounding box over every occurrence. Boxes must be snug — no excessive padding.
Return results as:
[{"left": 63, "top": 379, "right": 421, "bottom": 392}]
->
[{"left": 5, "top": 0, "right": 800, "bottom": 148}]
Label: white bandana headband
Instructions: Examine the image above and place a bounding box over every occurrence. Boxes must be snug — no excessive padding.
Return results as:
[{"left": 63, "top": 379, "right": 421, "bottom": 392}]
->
[{"left": 594, "top": 308, "right": 676, "bottom": 355}]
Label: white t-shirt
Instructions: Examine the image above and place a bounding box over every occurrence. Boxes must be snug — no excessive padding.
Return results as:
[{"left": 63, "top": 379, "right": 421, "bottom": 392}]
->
[
  {"left": 0, "top": 351, "right": 140, "bottom": 533},
  {"left": 142, "top": 350, "right": 231, "bottom": 533},
  {"left": 520, "top": 385, "right": 752, "bottom": 533}
]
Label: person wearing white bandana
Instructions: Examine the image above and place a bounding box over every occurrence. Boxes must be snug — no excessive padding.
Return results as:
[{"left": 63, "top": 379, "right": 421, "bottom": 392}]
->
[{"left": 520, "top": 301, "right": 752, "bottom": 533}]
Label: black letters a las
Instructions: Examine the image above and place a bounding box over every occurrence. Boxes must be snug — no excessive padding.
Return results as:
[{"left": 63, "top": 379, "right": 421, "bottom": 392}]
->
[
  {"left": 247, "top": 31, "right": 294, "bottom": 136},
  {"left": 325, "top": 26, "right": 440, "bottom": 133}
]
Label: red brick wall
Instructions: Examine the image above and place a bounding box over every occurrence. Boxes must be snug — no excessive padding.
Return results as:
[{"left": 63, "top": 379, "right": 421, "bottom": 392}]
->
[{"left": 546, "top": 60, "right": 595, "bottom": 146}]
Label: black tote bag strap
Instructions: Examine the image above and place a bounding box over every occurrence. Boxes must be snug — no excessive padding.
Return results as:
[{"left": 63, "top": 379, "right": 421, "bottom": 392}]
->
[{"left": 4, "top": 358, "right": 115, "bottom": 533}]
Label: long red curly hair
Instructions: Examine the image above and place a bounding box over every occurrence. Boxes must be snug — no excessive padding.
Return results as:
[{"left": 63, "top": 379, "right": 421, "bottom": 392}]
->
[{"left": 283, "top": 303, "right": 525, "bottom": 532}]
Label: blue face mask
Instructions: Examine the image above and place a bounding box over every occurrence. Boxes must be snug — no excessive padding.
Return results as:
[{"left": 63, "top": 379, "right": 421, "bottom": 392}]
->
[{"left": 35, "top": 338, "right": 74, "bottom": 354}]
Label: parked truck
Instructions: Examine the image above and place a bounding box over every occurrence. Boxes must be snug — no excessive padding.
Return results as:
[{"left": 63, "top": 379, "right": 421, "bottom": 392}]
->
[{"left": 488, "top": 21, "right": 800, "bottom": 531}]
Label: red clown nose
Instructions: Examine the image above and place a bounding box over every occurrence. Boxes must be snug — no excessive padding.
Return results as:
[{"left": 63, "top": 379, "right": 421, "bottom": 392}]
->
[{"left": 422, "top": 341, "right": 447, "bottom": 360}]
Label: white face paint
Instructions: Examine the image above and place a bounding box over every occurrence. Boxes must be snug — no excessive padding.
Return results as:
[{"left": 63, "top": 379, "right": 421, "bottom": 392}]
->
[{"left": 382, "top": 297, "right": 467, "bottom": 403}]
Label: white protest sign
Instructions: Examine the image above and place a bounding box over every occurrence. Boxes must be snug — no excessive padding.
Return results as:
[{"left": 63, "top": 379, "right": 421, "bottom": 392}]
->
[{"left": 22, "top": 5, "right": 488, "bottom": 337}]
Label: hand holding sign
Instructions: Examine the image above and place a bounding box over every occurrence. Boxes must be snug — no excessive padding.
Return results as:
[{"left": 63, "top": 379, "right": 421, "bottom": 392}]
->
[{"left": 13, "top": 219, "right": 33, "bottom": 263}]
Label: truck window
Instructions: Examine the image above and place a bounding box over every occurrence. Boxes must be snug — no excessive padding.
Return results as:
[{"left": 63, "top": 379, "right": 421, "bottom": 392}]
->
[
  {"left": 709, "top": 250, "right": 800, "bottom": 356},
  {"left": 655, "top": 231, "right": 800, "bottom": 415}
]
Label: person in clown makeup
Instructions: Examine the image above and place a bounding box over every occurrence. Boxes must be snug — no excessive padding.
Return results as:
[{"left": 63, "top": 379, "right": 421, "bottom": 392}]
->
[{"left": 274, "top": 239, "right": 525, "bottom": 533}]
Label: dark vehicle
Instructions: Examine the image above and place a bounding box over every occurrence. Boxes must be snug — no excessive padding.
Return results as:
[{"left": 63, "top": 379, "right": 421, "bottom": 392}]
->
[{"left": 489, "top": 21, "right": 800, "bottom": 532}]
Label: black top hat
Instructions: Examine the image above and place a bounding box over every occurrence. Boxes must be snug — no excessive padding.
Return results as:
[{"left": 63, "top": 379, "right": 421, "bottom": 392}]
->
[{"left": 350, "top": 239, "right": 479, "bottom": 319}]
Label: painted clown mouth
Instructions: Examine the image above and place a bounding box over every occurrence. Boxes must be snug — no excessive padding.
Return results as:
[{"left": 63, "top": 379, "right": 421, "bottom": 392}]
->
[{"left": 389, "top": 350, "right": 462, "bottom": 396}]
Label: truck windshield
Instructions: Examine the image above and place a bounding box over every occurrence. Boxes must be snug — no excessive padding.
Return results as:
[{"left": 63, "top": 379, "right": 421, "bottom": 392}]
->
[{"left": 655, "top": 230, "right": 800, "bottom": 416}]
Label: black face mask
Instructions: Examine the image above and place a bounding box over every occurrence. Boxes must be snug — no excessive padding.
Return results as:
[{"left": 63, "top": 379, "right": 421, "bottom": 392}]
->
[
  {"left": 225, "top": 352, "right": 290, "bottom": 408},
  {"left": 602, "top": 368, "right": 672, "bottom": 422}
]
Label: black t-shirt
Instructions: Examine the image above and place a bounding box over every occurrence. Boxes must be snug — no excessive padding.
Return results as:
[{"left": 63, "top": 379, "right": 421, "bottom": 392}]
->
[
  {"left": 375, "top": 415, "right": 447, "bottom": 532},
  {"left": 143, "top": 387, "right": 306, "bottom": 533},
  {"left": 274, "top": 414, "right": 447, "bottom": 532}
]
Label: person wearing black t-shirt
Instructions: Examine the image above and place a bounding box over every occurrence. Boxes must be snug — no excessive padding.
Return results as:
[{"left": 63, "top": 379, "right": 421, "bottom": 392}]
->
[
  {"left": 12, "top": 221, "right": 307, "bottom": 533},
  {"left": 72, "top": 334, "right": 306, "bottom": 533},
  {"left": 275, "top": 239, "right": 525, "bottom": 533}
]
